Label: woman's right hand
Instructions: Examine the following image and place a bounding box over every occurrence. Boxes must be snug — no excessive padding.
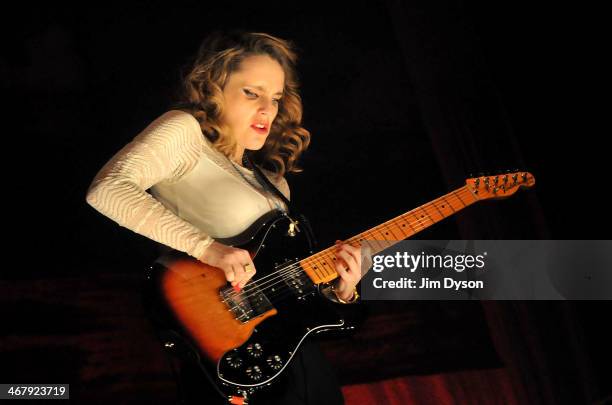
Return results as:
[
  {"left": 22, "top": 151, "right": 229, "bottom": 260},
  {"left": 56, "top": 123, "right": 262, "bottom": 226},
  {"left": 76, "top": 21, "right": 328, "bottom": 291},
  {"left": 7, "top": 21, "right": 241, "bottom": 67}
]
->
[{"left": 198, "top": 241, "right": 256, "bottom": 290}]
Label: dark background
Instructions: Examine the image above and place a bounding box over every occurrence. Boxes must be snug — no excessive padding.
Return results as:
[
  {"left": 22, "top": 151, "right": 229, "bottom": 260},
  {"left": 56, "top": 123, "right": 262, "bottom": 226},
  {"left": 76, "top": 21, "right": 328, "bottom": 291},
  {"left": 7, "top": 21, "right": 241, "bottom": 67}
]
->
[{"left": 2, "top": 1, "right": 610, "bottom": 404}]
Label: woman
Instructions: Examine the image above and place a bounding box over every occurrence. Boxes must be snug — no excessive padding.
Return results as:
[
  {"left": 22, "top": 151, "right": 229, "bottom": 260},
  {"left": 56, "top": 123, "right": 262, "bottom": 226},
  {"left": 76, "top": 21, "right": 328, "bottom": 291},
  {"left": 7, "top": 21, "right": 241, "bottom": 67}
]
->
[{"left": 86, "top": 31, "right": 362, "bottom": 404}]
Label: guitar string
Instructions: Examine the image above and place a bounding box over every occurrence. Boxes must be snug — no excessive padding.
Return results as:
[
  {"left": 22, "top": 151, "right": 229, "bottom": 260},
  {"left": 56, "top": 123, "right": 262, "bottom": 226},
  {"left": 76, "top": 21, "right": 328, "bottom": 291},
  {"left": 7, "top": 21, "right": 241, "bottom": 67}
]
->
[
  {"left": 221, "top": 187, "right": 478, "bottom": 305},
  {"left": 224, "top": 204, "right": 457, "bottom": 317},
  {"left": 227, "top": 176, "right": 526, "bottom": 302},
  {"left": 223, "top": 179, "right": 528, "bottom": 312},
  {"left": 226, "top": 174, "right": 522, "bottom": 299},
  {"left": 215, "top": 187, "right": 480, "bottom": 308},
  {"left": 224, "top": 185, "right": 476, "bottom": 298}
]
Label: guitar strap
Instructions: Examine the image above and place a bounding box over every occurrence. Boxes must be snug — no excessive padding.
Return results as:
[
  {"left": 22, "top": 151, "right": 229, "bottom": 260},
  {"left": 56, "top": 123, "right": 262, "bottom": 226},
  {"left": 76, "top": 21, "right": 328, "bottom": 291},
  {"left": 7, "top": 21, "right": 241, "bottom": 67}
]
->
[{"left": 244, "top": 152, "right": 318, "bottom": 251}]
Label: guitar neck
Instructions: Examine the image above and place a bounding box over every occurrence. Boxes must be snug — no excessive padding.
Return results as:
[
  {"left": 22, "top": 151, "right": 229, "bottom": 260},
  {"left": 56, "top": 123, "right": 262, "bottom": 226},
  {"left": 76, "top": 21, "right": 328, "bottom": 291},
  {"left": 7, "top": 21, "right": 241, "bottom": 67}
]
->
[{"left": 299, "top": 185, "right": 478, "bottom": 284}]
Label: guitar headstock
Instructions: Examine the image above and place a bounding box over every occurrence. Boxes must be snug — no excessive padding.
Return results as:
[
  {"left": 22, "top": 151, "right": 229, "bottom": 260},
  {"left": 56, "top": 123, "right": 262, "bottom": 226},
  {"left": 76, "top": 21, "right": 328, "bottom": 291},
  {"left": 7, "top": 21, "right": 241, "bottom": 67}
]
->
[{"left": 466, "top": 171, "right": 535, "bottom": 200}]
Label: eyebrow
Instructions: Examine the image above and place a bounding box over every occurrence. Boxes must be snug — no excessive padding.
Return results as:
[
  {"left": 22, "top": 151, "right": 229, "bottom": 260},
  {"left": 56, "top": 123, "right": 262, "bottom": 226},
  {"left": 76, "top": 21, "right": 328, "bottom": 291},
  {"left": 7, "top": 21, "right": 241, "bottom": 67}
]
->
[{"left": 247, "top": 85, "right": 284, "bottom": 96}]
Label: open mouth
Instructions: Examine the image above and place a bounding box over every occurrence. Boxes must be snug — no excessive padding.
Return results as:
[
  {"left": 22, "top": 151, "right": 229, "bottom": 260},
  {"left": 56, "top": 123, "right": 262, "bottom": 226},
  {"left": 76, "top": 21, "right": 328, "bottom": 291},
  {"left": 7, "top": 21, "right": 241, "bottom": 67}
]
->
[{"left": 250, "top": 124, "right": 268, "bottom": 134}]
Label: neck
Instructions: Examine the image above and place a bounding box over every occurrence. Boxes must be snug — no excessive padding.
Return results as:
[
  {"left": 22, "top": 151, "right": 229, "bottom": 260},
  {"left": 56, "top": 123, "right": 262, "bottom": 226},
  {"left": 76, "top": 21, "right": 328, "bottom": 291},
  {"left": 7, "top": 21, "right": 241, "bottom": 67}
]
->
[
  {"left": 232, "top": 147, "right": 245, "bottom": 167},
  {"left": 298, "top": 185, "right": 479, "bottom": 284}
]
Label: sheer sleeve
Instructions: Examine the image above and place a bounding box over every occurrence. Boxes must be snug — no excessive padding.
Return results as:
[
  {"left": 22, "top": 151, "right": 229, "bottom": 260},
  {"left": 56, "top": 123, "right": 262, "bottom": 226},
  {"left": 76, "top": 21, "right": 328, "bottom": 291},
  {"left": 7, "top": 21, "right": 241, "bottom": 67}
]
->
[{"left": 85, "top": 110, "right": 214, "bottom": 260}]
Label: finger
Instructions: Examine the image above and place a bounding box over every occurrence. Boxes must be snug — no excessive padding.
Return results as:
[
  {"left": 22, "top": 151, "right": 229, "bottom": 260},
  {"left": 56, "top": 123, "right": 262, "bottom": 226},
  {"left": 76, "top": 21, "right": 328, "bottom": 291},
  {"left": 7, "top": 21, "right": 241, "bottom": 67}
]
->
[
  {"left": 336, "top": 241, "right": 361, "bottom": 263},
  {"left": 225, "top": 267, "right": 235, "bottom": 282},
  {"left": 238, "top": 253, "right": 255, "bottom": 283},
  {"left": 243, "top": 262, "right": 255, "bottom": 274},
  {"left": 336, "top": 249, "right": 358, "bottom": 272},
  {"left": 243, "top": 254, "right": 256, "bottom": 274},
  {"left": 339, "top": 247, "right": 364, "bottom": 280},
  {"left": 239, "top": 266, "right": 252, "bottom": 288},
  {"left": 339, "top": 242, "right": 360, "bottom": 256},
  {"left": 338, "top": 243, "right": 361, "bottom": 266},
  {"left": 337, "top": 251, "right": 364, "bottom": 286},
  {"left": 233, "top": 263, "right": 247, "bottom": 285},
  {"left": 229, "top": 264, "right": 244, "bottom": 287},
  {"left": 241, "top": 260, "right": 257, "bottom": 287},
  {"left": 334, "top": 258, "right": 350, "bottom": 281}
]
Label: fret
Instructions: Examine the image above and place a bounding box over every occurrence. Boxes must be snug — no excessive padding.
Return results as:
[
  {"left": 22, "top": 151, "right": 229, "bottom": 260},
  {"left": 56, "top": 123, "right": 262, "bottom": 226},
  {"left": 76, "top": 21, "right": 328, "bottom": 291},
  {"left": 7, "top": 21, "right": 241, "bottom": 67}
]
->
[
  {"left": 411, "top": 212, "right": 427, "bottom": 230},
  {"left": 394, "top": 219, "right": 413, "bottom": 238},
  {"left": 421, "top": 204, "right": 438, "bottom": 225},
  {"left": 299, "top": 174, "right": 535, "bottom": 284},
  {"left": 313, "top": 254, "right": 332, "bottom": 278},
  {"left": 452, "top": 189, "right": 467, "bottom": 207},
  {"left": 310, "top": 258, "right": 325, "bottom": 280},
  {"left": 374, "top": 226, "right": 394, "bottom": 241},
  {"left": 403, "top": 214, "right": 418, "bottom": 233},
  {"left": 430, "top": 200, "right": 447, "bottom": 220},
  {"left": 464, "top": 187, "right": 479, "bottom": 202},
  {"left": 383, "top": 222, "right": 405, "bottom": 240},
  {"left": 318, "top": 254, "right": 334, "bottom": 276},
  {"left": 441, "top": 196, "right": 456, "bottom": 213},
  {"left": 375, "top": 223, "right": 401, "bottom": 240},
  {"left": 364, "top": 233, "right": 385, "bottom": 252},
  {"left": 301, "top": 186, "right": 481, "bottom": 284}
]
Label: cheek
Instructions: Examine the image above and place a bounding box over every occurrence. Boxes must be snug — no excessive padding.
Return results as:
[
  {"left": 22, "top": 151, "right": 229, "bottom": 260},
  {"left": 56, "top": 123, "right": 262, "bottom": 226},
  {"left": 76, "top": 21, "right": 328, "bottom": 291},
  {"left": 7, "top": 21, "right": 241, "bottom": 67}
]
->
[{"left": 224, "top": 101, "right": 251, "bottom": 127}]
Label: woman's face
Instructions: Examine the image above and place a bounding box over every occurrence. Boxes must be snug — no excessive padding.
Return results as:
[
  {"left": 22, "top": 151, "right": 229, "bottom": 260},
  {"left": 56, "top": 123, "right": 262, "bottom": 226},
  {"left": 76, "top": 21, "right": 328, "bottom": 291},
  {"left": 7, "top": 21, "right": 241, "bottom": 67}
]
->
[{"left": 221, "top": 54, "right": 285, "bottom": 160}]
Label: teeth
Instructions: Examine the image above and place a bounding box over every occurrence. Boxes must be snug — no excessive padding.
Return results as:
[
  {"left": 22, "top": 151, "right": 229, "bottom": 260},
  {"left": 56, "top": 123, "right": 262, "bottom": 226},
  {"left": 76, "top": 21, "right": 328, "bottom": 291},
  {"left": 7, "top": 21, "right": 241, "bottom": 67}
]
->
[{"left": 255, "top": 124, "right": 265, "bottom": 129}]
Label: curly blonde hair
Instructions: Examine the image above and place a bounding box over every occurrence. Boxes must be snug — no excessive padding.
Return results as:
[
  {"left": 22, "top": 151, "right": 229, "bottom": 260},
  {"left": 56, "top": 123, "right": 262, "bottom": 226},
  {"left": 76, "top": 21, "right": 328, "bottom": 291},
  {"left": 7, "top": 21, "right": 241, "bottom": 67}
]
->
[{"left": 170, "top": 30, "right": 311, "bottom": 177}]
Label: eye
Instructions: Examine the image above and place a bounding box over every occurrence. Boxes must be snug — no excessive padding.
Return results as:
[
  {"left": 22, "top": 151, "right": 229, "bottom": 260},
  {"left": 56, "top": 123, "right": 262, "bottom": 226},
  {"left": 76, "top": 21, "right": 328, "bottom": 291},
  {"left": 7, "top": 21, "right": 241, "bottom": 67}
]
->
[
  {"left": 272, "top": 98, "right": 281, "bottom": 105},
  {"left": 243, "top": 89, "right": 258, "bottom": 98}
]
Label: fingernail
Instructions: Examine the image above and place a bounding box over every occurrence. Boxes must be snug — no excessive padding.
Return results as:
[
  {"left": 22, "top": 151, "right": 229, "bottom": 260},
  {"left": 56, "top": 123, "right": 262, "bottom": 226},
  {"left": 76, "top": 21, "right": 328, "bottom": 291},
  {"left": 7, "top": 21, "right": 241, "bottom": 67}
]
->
[{"left": 233, "top": 285, "right": 241, "bottom": 293}]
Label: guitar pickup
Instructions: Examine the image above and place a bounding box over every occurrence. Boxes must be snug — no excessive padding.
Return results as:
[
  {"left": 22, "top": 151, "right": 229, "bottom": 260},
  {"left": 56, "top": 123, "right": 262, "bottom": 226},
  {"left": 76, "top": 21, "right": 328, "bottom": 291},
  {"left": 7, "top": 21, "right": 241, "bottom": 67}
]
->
[{"left": 220, "top": 282, "right": 274, "bottom": 323}]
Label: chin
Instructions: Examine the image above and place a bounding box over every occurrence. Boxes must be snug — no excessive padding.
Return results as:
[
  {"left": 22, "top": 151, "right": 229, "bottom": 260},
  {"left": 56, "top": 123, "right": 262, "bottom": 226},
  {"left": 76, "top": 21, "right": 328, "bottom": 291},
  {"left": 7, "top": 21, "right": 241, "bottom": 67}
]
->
[{"left": 247, "top": 139, "right": 268, "bottom": 151}]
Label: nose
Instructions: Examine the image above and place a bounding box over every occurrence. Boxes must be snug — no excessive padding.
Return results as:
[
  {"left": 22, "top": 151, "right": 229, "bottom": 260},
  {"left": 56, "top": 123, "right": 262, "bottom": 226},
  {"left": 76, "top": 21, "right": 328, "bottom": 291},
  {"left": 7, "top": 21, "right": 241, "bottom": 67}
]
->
[{"left": 258, "top": 97, "right": 275, "bottom": 115}]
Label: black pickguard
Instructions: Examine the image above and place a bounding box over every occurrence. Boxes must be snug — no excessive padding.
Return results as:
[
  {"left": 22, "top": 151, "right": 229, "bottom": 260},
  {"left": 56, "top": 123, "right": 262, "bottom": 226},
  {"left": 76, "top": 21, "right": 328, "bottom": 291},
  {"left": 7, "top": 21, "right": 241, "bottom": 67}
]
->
[{"left": 143, "top": 209, "right": 358, "bottom": 400}]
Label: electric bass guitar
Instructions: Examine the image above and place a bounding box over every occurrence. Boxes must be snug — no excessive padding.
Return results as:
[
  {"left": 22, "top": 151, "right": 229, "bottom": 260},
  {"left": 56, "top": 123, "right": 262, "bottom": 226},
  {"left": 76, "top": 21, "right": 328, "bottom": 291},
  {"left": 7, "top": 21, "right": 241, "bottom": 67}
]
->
[{"left": 144, "top": 171, "right": 535, "bottom": 403}]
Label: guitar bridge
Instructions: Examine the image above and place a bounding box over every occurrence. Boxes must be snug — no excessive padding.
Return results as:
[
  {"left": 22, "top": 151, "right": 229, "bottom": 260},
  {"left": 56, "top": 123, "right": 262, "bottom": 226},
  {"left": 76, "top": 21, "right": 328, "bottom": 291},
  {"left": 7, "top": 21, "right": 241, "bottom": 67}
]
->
[{"left": 220, "top": 282, "right": 274, "bottom": 323}]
